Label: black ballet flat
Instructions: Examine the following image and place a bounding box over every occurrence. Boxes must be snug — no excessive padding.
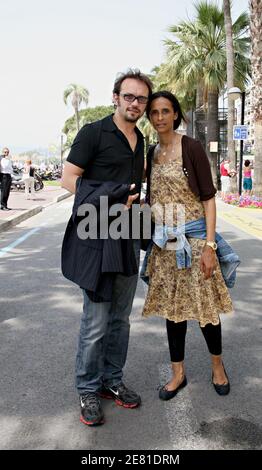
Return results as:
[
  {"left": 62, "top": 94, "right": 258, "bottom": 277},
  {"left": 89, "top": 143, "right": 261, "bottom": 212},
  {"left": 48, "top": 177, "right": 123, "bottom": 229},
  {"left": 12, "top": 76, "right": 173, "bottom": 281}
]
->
[
  {"left": 159, "top": 376, "right": 187, "bottom": 401},
  {"left": 212, "top": 366, "right": 230, "bottom": 396}
]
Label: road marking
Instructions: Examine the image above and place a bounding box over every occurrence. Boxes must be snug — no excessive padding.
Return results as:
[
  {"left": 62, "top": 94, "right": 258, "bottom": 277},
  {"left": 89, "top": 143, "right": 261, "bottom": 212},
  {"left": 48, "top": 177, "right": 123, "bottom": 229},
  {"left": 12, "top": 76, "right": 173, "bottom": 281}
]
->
[
  {"left": 0, "top": 199, "right": 71, "bottom": 258},
  {"left": 159, "top": 364, "right": 206, "bottom": 449},
  {"left": 218, "top": 210, "right": 262, "bottom": 240},
  {"left": 0, "top": 227, "right": 40, "bottom": 258}
]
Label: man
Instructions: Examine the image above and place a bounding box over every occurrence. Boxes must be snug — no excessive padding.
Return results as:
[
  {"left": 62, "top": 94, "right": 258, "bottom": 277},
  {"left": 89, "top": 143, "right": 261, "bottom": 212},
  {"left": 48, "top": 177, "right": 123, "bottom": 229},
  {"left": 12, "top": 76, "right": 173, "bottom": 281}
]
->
[
  {"left": 0, "top": 147, "right": 13, "bottom": 210},
  {"left": 61, "top": 69, "right": 153, "bottom": 426},
  {"left": 0, "top": 152, "right": 2, "bottom": 194},
  {"left": 220, "top": 158, "right": 237, "bottom": 199},
  {"left": 220, "top": 158, "right": 231, "bottom": 199}
]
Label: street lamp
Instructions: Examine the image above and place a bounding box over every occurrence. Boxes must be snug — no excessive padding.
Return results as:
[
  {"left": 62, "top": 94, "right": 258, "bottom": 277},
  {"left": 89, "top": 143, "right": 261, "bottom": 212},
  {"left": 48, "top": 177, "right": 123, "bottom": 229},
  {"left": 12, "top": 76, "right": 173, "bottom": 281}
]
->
[
  {"left": 60, "top": 133, "right": 65, "bottom": 174},
  {"left": 228, "top": 87, "right": 246, "bottom": 195}
]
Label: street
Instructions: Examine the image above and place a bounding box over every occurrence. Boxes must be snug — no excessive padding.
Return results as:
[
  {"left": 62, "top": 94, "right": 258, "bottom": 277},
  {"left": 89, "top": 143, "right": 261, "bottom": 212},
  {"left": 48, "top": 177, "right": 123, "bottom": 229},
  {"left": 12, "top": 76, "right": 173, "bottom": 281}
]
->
[{"left": 0, "top": 197, "right": 261, "bottom": 450}]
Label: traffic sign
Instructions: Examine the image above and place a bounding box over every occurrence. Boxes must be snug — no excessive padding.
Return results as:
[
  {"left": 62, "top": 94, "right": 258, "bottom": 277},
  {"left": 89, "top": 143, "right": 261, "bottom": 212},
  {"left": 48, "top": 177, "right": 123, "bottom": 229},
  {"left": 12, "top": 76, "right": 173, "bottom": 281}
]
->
[{"left": 233, "top": 125, "right": 248, "bottom": 140}]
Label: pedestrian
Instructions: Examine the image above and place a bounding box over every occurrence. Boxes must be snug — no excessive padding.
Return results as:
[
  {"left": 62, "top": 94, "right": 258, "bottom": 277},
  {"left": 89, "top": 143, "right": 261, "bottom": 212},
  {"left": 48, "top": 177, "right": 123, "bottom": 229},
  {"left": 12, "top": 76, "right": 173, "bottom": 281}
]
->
[
  {"left": 22, "top": 158, "right": 35, "bottom": 199},
  {"left": 243, "top": 159, "right": 253, "bottom": 196},
  {"left": 142, "top": 91, "right": 238, "bottom": 401},
  {"left": 0, "top": 152, "right": 2, "bottom": 196},
  {"left": 220, "top": 158, "right": 231, "bottom": 199},
  {"left": 61, "top": 69, "right": 153, "bottom": 426},
  {"left": 0, "top": 147, "right": 13, "bottom": 211},
  {"left": 40, "top": 161, "right": 46, "bottom": 172}
]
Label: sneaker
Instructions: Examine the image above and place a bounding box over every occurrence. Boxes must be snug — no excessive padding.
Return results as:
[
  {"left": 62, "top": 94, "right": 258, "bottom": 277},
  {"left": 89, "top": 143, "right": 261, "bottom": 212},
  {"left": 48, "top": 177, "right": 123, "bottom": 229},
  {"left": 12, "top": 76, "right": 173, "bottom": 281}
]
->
[
  {"left": 100, "top": 382, "right": 141, "bottom": 408},
  {"left": 79, "top": 392, "right": 104, "bottom": 426}
]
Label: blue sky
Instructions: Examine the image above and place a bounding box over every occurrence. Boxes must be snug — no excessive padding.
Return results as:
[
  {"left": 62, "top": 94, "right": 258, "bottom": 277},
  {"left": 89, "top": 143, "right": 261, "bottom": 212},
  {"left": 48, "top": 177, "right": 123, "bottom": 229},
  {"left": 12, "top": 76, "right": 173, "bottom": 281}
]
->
[{"left": 0, "top": 0, "right": 249, "bottom": 151}]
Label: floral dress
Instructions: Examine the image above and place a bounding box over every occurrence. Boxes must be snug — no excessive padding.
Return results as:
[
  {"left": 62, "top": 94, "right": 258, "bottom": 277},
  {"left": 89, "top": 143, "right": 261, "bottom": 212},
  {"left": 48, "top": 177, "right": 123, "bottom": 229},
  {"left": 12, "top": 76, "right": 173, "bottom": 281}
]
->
[{"left": 142, "top": 151, "right": 233, "bottom": 327}]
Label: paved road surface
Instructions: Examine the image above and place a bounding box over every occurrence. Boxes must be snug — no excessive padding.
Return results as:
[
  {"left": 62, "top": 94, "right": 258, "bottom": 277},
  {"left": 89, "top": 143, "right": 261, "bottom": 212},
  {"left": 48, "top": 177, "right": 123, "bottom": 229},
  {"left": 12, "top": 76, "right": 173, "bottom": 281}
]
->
[{"left": 0, "top": 197, "right": 261, "bottom": 450}]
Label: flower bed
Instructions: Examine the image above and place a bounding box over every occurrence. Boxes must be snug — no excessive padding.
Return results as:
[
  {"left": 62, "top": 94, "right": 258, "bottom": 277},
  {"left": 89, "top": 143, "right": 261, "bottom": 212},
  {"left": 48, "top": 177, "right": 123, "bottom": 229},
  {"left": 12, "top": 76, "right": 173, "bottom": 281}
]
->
[{"left": 222, "top": 194, "right": 262, "bottom": 208}]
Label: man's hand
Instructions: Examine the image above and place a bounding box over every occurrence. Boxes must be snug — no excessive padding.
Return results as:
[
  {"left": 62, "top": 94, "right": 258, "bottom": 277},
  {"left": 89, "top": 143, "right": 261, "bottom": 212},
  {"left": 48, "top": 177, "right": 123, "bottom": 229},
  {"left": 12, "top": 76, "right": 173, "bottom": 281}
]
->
[{"left": 124, "top": 183, "right": 139, "bottom": 210}]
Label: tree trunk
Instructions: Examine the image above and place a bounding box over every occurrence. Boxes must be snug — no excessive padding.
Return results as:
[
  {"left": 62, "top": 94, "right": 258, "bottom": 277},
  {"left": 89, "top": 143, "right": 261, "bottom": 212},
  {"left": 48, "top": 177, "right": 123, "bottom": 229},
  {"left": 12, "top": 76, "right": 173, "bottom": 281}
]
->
[
  {"left": 223, "top": 0, "right": 237, "bottom": 193},
  {"left": 75, "top": 107, "right": 80, "bottom": 132},
  {"left": 194, "top": 83, "right": 206, "bottom": 149},
  {"left": 253, "top": 121, "right": 262, "bottom": 194},
  {"left": 145, "top": 135, "right": 150, "bottom": 154},
  {"left": 250, "top": 0, "right": 262, "bottom": 195},
  {"left": 186, "top": 110, "right": 194, "bottom": 138},
  {"left": 196, "top": 83, "right": 204, "bottom": 109},
  {"left": 207, "top": 90, "right": 219, "bottom": 186}
]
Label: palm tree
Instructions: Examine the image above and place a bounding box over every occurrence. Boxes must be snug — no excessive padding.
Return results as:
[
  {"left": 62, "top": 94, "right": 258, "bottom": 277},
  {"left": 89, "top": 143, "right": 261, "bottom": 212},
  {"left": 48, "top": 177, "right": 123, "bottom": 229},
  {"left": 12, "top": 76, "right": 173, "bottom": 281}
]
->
[
  {"left": 157, "top": 1, "right": 250, "bottom": 184},
  {"left": 138, "top": 115, "right": 157, "bottom": 153},
  {"left": 151, "top": 63, "right": 197, "bottom": 114},
  {"left": 223, "top": 0, "right": 237, "bottom": 192},
  {"left": 62, "top": 105, "right": 114, "bottom": 151},
  {"left": 63, "top": 84, "right": 89, "bottom": 132},
  {"left": 249, "top": 0, "right": 262, "bottom": 195}
]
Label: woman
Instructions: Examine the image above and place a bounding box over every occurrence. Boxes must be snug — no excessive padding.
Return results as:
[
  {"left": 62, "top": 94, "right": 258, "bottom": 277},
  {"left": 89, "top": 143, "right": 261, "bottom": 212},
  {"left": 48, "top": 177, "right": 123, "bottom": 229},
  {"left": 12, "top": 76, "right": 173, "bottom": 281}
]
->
[
  {"left": 22, "top": 158, "right": 35, "bottom": 199},
  {"left": 243, "top": 159, "right": 253, "bottom": 195},
  {"left": 220, "top": 158, "right": 231, "bottom": 199},
  {"left": 142, "top": 91, "right": 234, "bottom": 400}
]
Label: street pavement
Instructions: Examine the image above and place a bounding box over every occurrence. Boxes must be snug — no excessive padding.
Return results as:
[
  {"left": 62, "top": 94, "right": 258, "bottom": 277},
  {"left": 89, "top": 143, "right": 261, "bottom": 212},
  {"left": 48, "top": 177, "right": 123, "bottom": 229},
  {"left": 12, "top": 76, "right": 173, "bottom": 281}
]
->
[
  {"left": 0, "top": 184, "right": 71, "bottom": 233},
  {"left": 0, "top": 195, "right": 261, "bottom": 451},
  {"left": 216, "top": 198, "right": 262, "bottom": 237}
]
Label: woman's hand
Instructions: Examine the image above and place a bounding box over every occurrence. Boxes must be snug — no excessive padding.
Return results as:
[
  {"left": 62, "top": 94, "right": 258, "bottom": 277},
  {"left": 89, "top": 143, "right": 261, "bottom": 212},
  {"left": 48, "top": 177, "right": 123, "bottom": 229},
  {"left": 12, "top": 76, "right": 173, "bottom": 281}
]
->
[
  {"left": 200, "top": 245, "right": 217, "bottom": 280},
  {"left": 201, "top": 197, "right": 217, "bottom": 279}
]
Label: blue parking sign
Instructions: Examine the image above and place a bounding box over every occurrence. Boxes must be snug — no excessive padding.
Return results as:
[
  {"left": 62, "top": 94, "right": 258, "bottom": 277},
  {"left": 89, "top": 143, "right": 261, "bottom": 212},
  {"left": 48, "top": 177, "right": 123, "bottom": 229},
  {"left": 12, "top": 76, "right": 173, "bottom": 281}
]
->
[{"left": 233, "top": 125, "right": 248, "bottom": 140}]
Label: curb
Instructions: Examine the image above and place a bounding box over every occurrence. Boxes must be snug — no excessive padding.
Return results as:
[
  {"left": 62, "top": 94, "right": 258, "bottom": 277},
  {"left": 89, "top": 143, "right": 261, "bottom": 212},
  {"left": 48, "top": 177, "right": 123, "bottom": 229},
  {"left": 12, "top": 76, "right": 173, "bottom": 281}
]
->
[
  {"left": 0, "top": 191, "right": 72, "bottom": 234},
  {"left": 55, "top": 191, "right": 72, "bottom": 203},
  {"left": 0, "top": 206, "right": 43, "bottom": 233},
  {"left": 51, "top": 190, "right": 72, "bottom": 204},
  {"left": 44, "top": 190, "right": 72, "bottom": 207}
]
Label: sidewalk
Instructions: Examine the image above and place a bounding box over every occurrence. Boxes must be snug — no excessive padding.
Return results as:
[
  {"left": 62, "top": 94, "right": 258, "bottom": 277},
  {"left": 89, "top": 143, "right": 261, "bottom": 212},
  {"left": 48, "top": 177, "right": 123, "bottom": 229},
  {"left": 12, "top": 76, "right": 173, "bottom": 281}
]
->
[
  {"left": 216, "top": 197, "right": 262, "bottom": 240},
  {"left": 0, "top": 184, "right": 72, "bottom": 233},
  {"left": 1, "top": 187, "right": 261, "bottom": 239}
]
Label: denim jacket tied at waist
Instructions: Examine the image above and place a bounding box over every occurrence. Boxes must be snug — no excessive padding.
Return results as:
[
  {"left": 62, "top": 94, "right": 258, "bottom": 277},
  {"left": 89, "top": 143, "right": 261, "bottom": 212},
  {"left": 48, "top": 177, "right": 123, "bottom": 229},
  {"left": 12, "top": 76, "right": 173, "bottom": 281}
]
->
[{"left": 140, "top": 217, "right": 240, "bottom": 288}]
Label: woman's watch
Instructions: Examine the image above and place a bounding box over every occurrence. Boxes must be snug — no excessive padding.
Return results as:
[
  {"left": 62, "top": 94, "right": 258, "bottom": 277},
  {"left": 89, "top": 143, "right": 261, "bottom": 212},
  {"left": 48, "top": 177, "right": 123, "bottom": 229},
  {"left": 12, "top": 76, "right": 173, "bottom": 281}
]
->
[{"left": 205, "top": 241, "right": 217, "bottom": 251}]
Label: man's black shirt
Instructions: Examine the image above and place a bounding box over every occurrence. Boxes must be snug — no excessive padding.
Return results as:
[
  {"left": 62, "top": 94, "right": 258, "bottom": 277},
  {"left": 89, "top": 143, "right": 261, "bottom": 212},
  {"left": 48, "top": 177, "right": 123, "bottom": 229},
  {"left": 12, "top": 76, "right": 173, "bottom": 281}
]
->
[{"left": 67, "top": 114, "right": 144, "bottom": 201}]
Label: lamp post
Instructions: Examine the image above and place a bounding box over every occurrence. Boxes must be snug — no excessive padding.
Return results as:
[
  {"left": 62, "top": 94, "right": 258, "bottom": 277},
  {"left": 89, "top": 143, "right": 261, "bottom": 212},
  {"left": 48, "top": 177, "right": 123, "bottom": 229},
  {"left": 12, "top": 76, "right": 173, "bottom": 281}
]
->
[
  {"left": 60, "top": 134, "right": 64, "bottom": 174},
  {"left": 228, "top": 87, "right": 246, "bottom": 195}
]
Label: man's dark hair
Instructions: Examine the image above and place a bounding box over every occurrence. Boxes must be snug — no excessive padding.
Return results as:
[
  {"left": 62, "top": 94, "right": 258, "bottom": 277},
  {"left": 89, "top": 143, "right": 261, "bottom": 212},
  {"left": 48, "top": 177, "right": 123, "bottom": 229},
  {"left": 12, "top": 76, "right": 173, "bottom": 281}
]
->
[
  {"left": 113, "top": 68, "right": 153, "bottom": 96},
  {"left": 146, "top": 90, "right": 186, "bottom": 130}
]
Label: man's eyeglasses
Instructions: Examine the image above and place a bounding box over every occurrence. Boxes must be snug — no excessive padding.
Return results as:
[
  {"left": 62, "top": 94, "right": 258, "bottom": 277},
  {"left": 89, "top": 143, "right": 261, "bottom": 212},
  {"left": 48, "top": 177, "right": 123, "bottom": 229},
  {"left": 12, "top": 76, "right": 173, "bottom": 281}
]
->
[{"left": 120, "top": 93, "right": 148, "bottom": 104}]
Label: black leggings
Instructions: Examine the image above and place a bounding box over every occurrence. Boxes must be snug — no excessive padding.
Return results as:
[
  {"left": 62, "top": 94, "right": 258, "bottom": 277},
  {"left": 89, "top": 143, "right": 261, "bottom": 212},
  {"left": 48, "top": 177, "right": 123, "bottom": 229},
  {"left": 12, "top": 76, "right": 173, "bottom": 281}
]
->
[{"left": 166, "top": 320, "right": 222, "bottom": 362}]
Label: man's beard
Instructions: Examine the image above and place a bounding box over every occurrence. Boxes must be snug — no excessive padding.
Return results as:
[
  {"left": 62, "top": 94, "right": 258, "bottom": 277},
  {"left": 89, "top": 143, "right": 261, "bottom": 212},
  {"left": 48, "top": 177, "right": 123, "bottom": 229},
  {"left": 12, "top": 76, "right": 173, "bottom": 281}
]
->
[
  {"left": 124, "top": 109, "right": 141, "bottom": 122},
  {"left": 125, "top": 115, "right": 139, "bottom": 122}
]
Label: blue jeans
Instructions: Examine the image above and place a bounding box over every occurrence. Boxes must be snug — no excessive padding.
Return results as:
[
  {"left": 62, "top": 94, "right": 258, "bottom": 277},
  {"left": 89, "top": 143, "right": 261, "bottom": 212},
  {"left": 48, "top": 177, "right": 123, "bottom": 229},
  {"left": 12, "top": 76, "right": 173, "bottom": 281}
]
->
[{"left": 75, "top": 241, "right": 140, "bottom": 395}]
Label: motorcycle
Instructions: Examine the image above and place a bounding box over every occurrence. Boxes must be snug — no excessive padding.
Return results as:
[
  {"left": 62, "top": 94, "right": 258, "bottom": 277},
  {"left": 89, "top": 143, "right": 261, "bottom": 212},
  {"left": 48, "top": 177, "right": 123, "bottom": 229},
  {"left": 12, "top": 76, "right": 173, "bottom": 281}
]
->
[
  {"left": 11, "top": 167, "right": 44, "bottom": 192},
  {"left": 34, "top": 172, "right": 44, "bottom": 191},
  {"left": 11, "top": 167, "right": 24, "bottom": 191}
]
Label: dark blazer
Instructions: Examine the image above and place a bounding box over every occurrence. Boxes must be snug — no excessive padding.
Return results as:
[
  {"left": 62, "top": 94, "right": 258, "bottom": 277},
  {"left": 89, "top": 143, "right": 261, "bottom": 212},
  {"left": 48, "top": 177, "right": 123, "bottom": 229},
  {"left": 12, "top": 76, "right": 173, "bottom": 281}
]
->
[
  {"left": 61, "top": 178, "right": 138, "bottom": 302},
  {"left": 146, "top": 135, "right": 217, "bottom": 204}
]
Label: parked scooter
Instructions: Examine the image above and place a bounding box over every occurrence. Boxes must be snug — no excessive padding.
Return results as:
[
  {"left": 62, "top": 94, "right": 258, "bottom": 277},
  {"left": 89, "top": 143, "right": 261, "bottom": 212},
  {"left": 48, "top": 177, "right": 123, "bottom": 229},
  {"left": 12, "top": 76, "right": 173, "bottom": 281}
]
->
[
  {"left": 34, "top": 172, "right": 44, "bottom": 191},
  {"left": 11, "top": 167, "right": 24, "bottom": 191},
  {"left": 11, "top": 167, "right": 44, "bottom": 192}
]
